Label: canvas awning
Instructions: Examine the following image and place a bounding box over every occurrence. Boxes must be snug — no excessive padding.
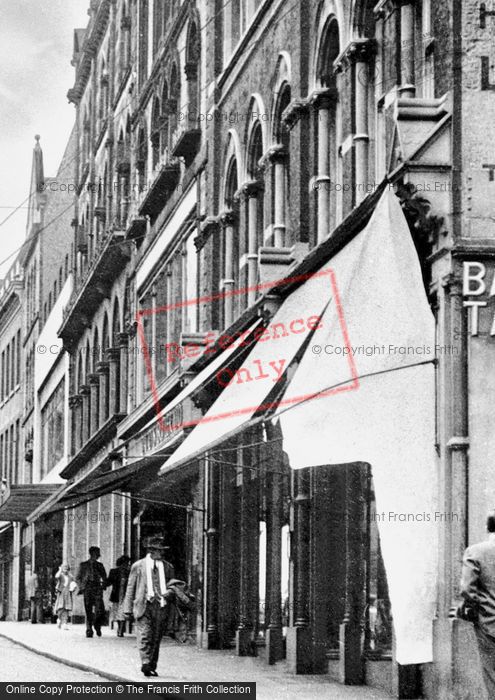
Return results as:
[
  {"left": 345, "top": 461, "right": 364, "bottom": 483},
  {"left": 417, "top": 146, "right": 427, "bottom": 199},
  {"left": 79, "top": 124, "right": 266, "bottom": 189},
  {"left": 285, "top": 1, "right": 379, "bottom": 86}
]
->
[{"left": 0, "top": 484, "right": 61, "bottom": 522}]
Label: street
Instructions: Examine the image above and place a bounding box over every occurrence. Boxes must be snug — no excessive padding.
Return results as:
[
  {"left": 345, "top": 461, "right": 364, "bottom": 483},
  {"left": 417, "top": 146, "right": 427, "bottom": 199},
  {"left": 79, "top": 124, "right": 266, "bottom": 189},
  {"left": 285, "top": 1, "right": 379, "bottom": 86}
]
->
[{"left": 0, "top": 636, "right": 108, "bottom": 682}]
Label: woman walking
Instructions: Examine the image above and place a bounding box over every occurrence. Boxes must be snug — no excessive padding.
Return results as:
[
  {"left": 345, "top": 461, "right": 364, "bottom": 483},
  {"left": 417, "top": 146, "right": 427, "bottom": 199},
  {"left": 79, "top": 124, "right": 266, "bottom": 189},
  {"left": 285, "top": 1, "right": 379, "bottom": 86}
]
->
[
  {"left": 106, "top": 555, "right": 131, "bottom": 636},
  {"left": 54, "top": 564, "right": 76, "bottom": 630}
]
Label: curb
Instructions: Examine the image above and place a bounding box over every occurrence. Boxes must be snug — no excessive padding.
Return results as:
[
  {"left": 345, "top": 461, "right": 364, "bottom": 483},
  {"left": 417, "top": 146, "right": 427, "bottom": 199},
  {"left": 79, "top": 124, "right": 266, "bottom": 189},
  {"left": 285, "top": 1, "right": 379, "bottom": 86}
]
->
[{"left": 0, "top": 631, "right": 132, "bottom": 683}]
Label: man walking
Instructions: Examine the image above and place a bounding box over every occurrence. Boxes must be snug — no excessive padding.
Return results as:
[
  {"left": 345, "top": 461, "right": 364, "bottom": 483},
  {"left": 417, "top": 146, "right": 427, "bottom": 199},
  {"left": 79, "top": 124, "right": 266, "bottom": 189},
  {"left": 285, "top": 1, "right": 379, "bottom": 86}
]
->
[
  {"left": 76, "top": 546, "right": 107, "bottom": 638},
  {"left": 460, "top": 511, "right": 495, "bottom": 697},
  {"left": 124, "top": 536, "right": 174, "bottom": 677}
]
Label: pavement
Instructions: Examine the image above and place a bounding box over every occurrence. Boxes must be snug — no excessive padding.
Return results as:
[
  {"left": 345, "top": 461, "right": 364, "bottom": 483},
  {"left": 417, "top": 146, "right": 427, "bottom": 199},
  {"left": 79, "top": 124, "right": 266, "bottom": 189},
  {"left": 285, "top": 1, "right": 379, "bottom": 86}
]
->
[{"left": 0, "top": 621, "right": 395, "bottom": 699}]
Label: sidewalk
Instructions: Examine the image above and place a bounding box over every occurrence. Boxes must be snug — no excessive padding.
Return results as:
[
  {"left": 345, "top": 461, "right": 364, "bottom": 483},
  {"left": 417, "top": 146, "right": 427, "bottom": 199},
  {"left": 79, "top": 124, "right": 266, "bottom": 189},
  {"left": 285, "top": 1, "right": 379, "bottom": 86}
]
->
[{"left": 0, "top": 622, "right": 394, "bottom": 699}]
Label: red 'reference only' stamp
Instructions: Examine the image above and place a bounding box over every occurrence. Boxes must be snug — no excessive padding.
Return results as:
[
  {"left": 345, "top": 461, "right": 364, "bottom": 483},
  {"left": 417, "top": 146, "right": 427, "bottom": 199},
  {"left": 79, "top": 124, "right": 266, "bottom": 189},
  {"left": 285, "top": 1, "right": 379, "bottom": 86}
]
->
[{"left": 136, "top": 269, "right": 359, "bottom": 432}]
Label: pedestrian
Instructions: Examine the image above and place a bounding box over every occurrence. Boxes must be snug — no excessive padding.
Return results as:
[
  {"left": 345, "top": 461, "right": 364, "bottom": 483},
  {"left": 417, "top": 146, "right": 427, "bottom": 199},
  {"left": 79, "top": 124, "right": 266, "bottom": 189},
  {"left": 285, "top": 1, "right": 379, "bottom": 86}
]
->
[
  {"left": 124, "top": 535, "right": 175, "bottom": 677},
  {"left": 76, "top": 546, "right": 107, "bottom": 638},
  {"left": 54, "top": 563, "right": 76, "bottom": 630},
  {"left": 27, "top": 571, "right": 43, "bottom": 624},
  {"left": 106, "top": 555, "right": 131, "bottom": 637},
  {"left": 459, "top": 510, "right": 495, "bottom": 697}
]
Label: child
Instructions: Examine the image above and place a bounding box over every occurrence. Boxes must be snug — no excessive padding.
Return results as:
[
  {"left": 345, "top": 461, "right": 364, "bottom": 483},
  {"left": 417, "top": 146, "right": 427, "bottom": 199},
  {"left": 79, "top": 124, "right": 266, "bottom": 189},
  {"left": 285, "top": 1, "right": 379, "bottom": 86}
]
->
[{"left": 54, "top": 563, "right": 76, "bottom": 630}]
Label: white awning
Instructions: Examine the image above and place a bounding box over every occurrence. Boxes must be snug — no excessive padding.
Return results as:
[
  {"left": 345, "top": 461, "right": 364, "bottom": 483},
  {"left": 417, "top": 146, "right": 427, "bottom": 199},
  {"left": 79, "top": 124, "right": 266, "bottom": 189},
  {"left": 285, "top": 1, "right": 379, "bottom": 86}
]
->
[
  {"left": 279, "top": 188, "right": 438, "bottom": 665},
  {"left": 160, "top": 269, "right": 334, "bottom": 474}
]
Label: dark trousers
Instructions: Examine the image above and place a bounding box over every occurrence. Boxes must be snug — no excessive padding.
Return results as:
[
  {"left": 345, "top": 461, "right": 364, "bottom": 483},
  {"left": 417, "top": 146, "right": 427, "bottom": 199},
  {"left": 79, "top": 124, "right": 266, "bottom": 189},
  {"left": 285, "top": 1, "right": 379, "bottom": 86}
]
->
[
  {"left": 136, "top": 601, "right": 167, "bottom": 670},
  {"left": 30, "top": 596, "right": 43, "bottom": 624},
  {"left": 83, "top": 588, "right": 105, "bottom": 632},
  {"left": 475, "top": 626, "right": 495, "bottom": 699}
]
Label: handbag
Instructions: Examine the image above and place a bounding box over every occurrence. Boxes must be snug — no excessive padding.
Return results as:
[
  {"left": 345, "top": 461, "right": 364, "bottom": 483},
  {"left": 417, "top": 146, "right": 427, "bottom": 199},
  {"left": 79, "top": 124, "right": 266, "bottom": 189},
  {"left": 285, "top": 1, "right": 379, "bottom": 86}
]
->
[{"left": 456, "top": 598, "right": 479, "bottom": 623}]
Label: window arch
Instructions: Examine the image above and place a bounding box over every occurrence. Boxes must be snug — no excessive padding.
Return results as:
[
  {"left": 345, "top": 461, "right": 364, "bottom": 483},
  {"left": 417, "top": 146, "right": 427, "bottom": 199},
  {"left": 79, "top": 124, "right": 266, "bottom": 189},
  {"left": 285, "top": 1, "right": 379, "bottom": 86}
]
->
[{"left": 221, "top": 156, "right": 240, "bottom": 327}]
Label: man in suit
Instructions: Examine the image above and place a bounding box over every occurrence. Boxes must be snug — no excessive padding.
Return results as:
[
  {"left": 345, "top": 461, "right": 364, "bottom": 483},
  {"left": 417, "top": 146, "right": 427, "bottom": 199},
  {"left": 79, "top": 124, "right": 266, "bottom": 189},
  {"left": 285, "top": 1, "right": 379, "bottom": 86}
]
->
[
  {"left": 76, "top": 546, "right": 107, "bottom": 638},
  {"left": 124, "top": 535, "right": 174, "bottom": 677},
  {"left": 460, "top": 511, "right": 495, "bottom": 697}
]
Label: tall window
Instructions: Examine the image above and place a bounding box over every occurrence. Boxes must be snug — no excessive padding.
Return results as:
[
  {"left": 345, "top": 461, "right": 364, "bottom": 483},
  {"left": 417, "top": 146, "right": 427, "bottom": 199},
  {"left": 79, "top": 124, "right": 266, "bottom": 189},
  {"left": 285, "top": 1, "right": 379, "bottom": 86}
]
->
[
  {"left": 221, "top": 158, "right": 240, "bottom": 327},
  {"left": 151, "top": 97, "right": 161, "bottom": 169},
  {"left": 169, "top": 64, "right": 180, "bottom": 145},
  {"left": 245, "top": 121, "right": 265, "bottom": 302},
  {"left": 185, "top": 21, "right": 200, "bottom": 125},
  {"left": 315, "top": 18, "right": 341, "bottom": 242},
  {"left": 272, "top": 84, "right": 291, "bottom": 247},
  {"left": 161, "top": 80, "right": 170, "bottom": 156},
  {"left": 138, "top": 0, "right": 149, "bottom": 87},
  {"left": 40, "top": 379, "right": 65, "bottom": 479},
  {"left": 137, "top": 125, "right": 148, "bottom": 191}
]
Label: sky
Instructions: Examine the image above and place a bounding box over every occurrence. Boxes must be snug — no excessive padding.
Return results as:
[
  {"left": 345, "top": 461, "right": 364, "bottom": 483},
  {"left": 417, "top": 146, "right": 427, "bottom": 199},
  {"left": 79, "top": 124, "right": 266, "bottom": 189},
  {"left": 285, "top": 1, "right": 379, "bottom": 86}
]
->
[{"left": 0, "top": 0, "right": 90, "bottom": 278}]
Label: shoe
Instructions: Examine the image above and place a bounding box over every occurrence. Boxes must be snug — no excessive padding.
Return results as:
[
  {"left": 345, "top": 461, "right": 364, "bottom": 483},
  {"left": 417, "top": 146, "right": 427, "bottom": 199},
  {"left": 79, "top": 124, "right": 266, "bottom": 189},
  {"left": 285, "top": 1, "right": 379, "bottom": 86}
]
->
[
  {"left": 141, "top": 665, "right": 152, "bottom": 677},
  {"left": 149, "top": 670, "right": 158, "bottom": 677},
  {"left": 86, "top": 630, "right": 93, "bottom": 638},
  {"left": 95, "top": 627, "right": 102, "bottom": 637},
  {"left": 63, "top": 625, "right": 70, "bottom": 630}
]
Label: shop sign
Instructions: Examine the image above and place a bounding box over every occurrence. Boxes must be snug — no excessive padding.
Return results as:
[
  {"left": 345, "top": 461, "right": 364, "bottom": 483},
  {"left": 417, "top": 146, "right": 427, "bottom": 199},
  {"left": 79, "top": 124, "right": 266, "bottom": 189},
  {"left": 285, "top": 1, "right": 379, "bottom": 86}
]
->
[{"left": 462, "top": 261, "right": 495, "bottom": 336}]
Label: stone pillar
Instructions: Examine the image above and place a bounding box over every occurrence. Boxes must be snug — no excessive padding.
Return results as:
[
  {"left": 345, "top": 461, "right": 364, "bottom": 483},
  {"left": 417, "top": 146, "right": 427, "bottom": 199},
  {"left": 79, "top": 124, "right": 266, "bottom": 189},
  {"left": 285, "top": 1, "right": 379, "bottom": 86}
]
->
[
  {"left": 79, "top": 385, "right": 90, "bottom": 445},
  {"left": 106, "top": 348, "right": 120, "bottom": 416},
  {"left": 267, "top": 145, "right": 287, "bottom": 248},
  {"left": 88, "top": 373, "right": 100, "bottom": 436},
  {"left": 96, "top": 361, "right": 109, "bottom": 425},
  {"left": 310, "top": 90, "right": 336, "bottom": 243},
  {"left": 220, "top": 210, "right": 237, "bottom": 328},
  {"left": 352, "top": 42, "right": 373, "bottom": 204},
  {"left": 339, "top": 464, "right": 366, "bottom": 685},
  {"left": 287, "top": 468, "right": 312, "bottom": 673},
  {"left": 243, "top": 181, "right": 263, "bottom": 306},
  {"left": 119, "top": 333, "right": 129, "bottom": 415},
  {"left": 68, "top": 395, "right": 82, "bottom": 455},
  {"left": 235, "top": 447, "right": 257, "bottom": 656},
  {"left": 204, "top": 456, "right": 221, "bottom": 649},
  {"left": 400, "top": 0, "right": 415, "bottom": 98},
  {"left": 264, "top": 437, "right": 284, "bottom": 664}
]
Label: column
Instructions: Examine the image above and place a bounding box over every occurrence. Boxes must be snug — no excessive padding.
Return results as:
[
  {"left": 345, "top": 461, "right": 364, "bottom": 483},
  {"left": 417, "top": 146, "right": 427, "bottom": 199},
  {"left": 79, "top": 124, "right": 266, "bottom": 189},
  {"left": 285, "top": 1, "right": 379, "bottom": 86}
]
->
[
  {"left": 204, "top": 456, "right": 221, "bottom": 649},
  {"left": 79, "top": 385, "right": 90, "bottom": 445},
  {"left": 68, "top": 395, "right": 82, "bottom": 456},
  {"left": 310, "top": 90, "right": 336, "bottom": 243},
  {"left": 400, "top": 0, "right": 415, "bottom": 98},
  {"left": 106, "top": 348, "right": 119, "bottom": 416},
  {"left": 339, "top": 464, "right": 366, "bottom": 685},
  {"left": 235, "top": 445, "right": 257, "bottom": 656},
  {"left": 268, "top": 145, "right": 287, "bottom": 248},
  {"left": 96, "top": 361, "right": 109, "bottom": 425},
  {"left": 352, "top": 42, "right": 373, "bottom": 204},
  {"left": 243, "top": 181, "right": 263, "bottom": 306},
  {"left": 119, "top": 332, "right": 129, "bottom": 415},
  {"left": 220, "top": 210, "right": 236, "bottom": 328},
  {"left": 287, "top": 468, "right": 313, "bottom": 673},
  {"left": 88, "top": 373, "right": 100, "bottom": 436},
  {"left": 264, "top": 436, "right": 284, "bottom": 664}
]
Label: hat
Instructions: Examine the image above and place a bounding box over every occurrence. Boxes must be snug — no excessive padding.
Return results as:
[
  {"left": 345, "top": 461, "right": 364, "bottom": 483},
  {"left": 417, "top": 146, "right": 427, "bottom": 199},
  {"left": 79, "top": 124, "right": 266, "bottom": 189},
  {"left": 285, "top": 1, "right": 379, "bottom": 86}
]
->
[{"left": 144, "top": 535, "right": 170, "bottom": 550}]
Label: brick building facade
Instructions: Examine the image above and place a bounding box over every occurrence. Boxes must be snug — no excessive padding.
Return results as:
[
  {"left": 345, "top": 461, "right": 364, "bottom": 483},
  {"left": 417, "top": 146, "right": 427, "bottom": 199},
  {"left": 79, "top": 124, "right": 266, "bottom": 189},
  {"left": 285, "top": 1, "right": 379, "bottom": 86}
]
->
[{"left": 1, "top": 0, "right": 495, "bottom": 696}]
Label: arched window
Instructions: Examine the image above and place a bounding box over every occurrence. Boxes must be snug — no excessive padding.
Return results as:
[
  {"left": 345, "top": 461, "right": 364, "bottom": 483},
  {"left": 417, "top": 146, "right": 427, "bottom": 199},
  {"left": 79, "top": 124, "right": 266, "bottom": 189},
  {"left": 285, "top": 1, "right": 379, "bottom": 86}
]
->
[
  {"left": 137, "top": 125, "right": 148, "bottom": 190},
  {"left": 169, "top": 64, "right": 180, "bottom": 145},
  {"left": 111, "top": 297, "right": 122, "bottom": 415},
  {"left": 100, "top": 313, "right": 110, "bottom": 422},
  {"left": 151, "top": 97, "right": 161, "bottom": 169},
  {"left": 221, "top": 158, "right": 240, "bottom": 327},
  {"left": 314, "top": 18, "right": 341, "bottom": 242},
  {"left": 153, "top": 0, "right": 164, "bottom": 55},
  {"left": 245, "top": 121, "right": 265, "bottom": 302},
  {"left": 272, "top": 83, "right": 291, "bottom": 247},
  {"left": 160, "top": 80, "right": 169, "bottom": 156},
  {"left": 138, "top": 0, "right": 149, "bottom": 87},
  {"left": 185, "top": 21, "right": 200, "bottom": 124}
]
